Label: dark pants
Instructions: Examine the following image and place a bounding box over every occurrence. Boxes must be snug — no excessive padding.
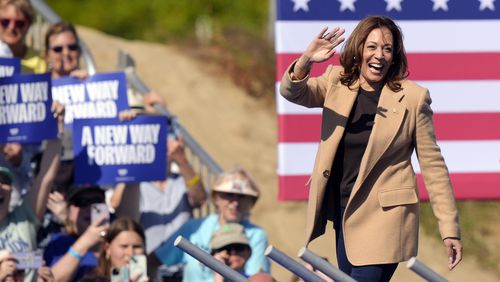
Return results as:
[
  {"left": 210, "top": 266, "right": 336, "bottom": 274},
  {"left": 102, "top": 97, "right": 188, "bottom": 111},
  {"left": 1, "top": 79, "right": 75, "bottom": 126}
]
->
[{"left": 333, "top": 206, "right": 398, "bottom": 282}]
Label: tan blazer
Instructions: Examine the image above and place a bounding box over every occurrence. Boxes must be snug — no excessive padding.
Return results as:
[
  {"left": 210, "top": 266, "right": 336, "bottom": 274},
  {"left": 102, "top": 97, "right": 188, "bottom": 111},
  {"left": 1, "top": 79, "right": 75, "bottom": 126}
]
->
[{"left": 280, "top": 63, "right": 460, "bottom": 265}]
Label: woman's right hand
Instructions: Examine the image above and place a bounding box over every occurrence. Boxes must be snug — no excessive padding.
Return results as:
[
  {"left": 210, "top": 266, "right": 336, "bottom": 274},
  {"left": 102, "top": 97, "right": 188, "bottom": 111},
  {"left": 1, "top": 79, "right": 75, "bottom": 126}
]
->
[
  {"left": 303, "top": 27, "right": 345, "bottom": 63},
  {"left": 292, "top": 27, "right": 345, "bottom": 80},
  {"left": 74, "top": 215, "right": 109, "bottom": 252}
]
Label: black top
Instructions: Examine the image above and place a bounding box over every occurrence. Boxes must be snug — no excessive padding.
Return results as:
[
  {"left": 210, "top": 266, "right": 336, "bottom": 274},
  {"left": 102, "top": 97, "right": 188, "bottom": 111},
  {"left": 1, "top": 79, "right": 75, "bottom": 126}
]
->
[{"left": 329, "top": 87, "right": 381, "bottom": 210}]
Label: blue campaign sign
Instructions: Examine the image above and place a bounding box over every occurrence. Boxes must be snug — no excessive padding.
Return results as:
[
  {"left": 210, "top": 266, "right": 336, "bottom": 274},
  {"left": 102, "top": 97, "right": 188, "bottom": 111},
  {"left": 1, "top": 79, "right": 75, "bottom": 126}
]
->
[
  {"left": 72, "top": 115, "right": 168, "bottom": 185},
  {"left": 52, "top": 72, "right": 129, "bottom": 125},
  {"left": 0, "top": 57, "right": 21, "bottom": 78},
  {"left": 0, "top": 73, "right": 57, "bottom": 143}
]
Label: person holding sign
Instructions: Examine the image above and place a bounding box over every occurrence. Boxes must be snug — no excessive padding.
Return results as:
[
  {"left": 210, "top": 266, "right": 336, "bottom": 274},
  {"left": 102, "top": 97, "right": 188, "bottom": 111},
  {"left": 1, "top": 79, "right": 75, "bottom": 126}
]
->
[
  {"left": 0, "top": 250, "right": 55, "bottom": 282},
  {"left": 44, "top": 22, "right": 87, "bottom": 80},
  {"left": 0, "top": 0, "right": 46, "bottom": 74},
  {"left": 110, "top": 110, "right": 207, "bottom": 255},
  {"left": 0, "top": 102, "right": 64, "bottom": 282}
]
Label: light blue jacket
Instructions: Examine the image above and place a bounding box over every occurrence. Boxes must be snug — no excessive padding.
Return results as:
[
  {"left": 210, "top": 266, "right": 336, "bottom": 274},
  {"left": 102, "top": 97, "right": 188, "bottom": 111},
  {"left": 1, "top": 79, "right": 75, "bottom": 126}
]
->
[{"left": 154, "top": 214, "right": 270, "bottom": 282}]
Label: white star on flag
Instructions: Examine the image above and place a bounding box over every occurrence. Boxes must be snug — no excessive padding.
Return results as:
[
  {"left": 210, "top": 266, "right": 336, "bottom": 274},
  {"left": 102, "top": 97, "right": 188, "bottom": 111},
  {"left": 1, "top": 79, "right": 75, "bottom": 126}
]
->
[
  {"left": 385, "top": 0, "right": 403, "bottom": 11},
  {"left": 291, "top": 0, "right": 311, "bottom": 12},
  {"left": 338, "top": 0, "right": 357, "bottom": 12},
  {"left": 432, "top": 0, "right": 449, "bottom": 11},
  {"left": 479, "top": 0, "right": 495, "bottom": 11}
]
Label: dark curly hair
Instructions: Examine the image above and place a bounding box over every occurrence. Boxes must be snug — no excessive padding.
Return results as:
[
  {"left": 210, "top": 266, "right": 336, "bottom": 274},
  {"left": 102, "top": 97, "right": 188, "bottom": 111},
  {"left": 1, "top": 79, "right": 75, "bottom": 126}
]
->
[{"left": 339, "top": 16, "right": 408, "bottom": 92}]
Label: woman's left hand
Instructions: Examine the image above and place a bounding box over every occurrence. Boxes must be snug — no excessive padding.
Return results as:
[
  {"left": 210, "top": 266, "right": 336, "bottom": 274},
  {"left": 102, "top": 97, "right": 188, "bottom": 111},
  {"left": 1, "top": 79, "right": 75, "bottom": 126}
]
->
[{"left": 443, "top": 238, "right": 462, "bottom": 270}]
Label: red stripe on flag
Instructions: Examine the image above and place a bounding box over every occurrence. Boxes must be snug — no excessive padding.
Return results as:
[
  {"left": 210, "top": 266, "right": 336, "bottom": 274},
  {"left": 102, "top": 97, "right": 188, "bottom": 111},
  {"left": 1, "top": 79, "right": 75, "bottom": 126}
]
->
[
  {"left": 276, "top": 53, "right": 500, "bottom": 81},
  {"left": 279, "top": 173, "right": 500, "bottom": 201},
  {"left": 278, "top": 113, "right": 500, "bottom": 142}
]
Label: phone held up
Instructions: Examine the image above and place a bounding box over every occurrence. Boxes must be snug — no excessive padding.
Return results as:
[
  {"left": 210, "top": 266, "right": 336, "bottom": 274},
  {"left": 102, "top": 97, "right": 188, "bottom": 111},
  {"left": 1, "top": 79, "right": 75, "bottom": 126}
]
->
[
  {"left": 91, "top": 203, "right": 110, "bottom": 226},
  {"left": 110, "top": 255, "right": 147, "bottom": 282}
]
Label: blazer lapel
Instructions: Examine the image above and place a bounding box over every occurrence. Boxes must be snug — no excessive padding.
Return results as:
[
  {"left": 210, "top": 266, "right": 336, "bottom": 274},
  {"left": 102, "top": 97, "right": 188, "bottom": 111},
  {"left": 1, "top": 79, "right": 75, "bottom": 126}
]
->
[{"left": 349, "top": 85, "right": 406, "bottom": 201}]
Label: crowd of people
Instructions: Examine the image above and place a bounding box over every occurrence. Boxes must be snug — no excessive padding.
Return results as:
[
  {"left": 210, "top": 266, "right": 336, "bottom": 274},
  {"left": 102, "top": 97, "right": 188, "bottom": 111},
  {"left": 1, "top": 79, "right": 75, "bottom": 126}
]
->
[{"left": 0, "top": 0, "right": 274, "bottom": 281}]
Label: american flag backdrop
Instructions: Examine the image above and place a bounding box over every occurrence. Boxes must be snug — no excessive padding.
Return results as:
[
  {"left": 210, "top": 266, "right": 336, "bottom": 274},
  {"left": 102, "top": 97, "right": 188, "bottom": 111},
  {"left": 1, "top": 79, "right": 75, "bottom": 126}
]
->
[{"left": 275, "top": 0, "right": 500, "bottom": 200}]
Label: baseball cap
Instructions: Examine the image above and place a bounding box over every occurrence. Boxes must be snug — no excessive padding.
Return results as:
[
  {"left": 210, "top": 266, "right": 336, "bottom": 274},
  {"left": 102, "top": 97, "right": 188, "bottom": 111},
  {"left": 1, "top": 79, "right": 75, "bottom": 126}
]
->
[
  {"left": 212, "top": 168, "right": 260, "bottom": 199},
  {"left": 210, "top": 223, "right": 250, "bottom": 253},
  {"left": 67, "top": 185, "right": 105, "bottom": 207},
  {"left": 0, "top": 166, "right": 13, "bottom": 185}
]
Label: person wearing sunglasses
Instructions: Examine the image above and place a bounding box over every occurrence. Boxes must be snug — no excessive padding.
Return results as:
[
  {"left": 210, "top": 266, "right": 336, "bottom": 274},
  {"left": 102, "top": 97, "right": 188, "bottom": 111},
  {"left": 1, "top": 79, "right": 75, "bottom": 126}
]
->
[
  {"left": 43, "top": 185, "right": 110, "bottom": 282},
  {"left": 0, "top": 0, "right": 46, "bottom": 74},
  {"left": 44, "top": 22, "right": 86, "bottom": 80},
  {"left": 149, "top": 168, "right": 270, "bottom": 282},
  {"left": 211, "top": 223, "right": 252, "bottom": 282}
]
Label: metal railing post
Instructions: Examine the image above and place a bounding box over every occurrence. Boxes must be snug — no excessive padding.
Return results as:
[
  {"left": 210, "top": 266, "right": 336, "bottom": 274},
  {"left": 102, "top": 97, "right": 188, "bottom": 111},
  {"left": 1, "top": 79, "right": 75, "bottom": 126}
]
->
[
  {"left": 298, "top": 248, "right": 357, "bottom": 282},
  {"left": 265, "top": 246, "right": 326, "bottom": 282},
  {"left": 174, "top": 236, "right": 249, "bottom": 282},
  {"left": 406, "top": 257, "right": 448, "bottom": 282}
]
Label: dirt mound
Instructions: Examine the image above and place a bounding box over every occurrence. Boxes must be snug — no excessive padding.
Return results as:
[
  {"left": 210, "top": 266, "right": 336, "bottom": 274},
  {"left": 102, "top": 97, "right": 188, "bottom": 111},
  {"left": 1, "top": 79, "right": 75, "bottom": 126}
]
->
[{"left": 77, "top": 26, "right": 498, "bottom": 281}]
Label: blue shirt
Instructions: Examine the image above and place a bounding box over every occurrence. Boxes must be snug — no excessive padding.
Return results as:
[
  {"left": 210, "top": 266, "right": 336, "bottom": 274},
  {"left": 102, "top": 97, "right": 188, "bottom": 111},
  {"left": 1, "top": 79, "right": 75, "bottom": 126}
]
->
[
  {"left": 155, "top": 214, "right": 270, "bottom": 282},
  {"left": 43, "top": 233, "right": 98, "bottom": 282}
]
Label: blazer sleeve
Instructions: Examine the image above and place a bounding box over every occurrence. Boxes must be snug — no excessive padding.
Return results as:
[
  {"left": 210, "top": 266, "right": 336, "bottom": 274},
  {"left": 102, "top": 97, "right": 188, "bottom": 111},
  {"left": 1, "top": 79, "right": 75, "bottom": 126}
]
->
[
  {"left": 279, "top": 60, "right": 340, "bottom": 108},
  {"left": 415, "top": 89, "right": 461, "bottom": 239}
]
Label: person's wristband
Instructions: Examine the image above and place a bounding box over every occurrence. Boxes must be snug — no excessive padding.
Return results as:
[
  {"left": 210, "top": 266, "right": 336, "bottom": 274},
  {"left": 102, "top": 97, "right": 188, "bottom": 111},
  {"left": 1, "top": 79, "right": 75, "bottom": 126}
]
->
[
  {"left": 68, "top": 247, "right": 83, "bottom": 260},
  {"left": 186, "top": 175, "right": 200, "bottom": 188}
]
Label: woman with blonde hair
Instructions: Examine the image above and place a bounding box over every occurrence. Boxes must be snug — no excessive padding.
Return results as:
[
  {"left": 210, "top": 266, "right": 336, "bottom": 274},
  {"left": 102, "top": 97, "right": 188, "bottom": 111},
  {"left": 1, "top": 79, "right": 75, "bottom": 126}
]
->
[{"left": 0, "top": 0, "right": 46, "bottom": 73}]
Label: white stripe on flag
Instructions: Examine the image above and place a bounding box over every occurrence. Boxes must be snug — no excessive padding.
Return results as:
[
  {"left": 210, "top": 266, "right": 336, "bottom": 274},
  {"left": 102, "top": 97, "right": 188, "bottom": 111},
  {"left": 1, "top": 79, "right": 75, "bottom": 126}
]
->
[
  {"left": 278, "top": 140, "right": 500, "bottom": 175},
  {"left": 275, "top": 20, "right": 500, "bottom": 53},
  {"left": 276, "top": 81, "right": 500, "bottom": 115}
]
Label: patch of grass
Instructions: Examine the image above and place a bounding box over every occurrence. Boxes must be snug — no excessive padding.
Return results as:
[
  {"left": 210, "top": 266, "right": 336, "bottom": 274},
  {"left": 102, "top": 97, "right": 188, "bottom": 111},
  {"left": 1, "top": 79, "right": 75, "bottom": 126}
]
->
[{"left": 420, "top": 201, "right": 500, "bottom": 274}]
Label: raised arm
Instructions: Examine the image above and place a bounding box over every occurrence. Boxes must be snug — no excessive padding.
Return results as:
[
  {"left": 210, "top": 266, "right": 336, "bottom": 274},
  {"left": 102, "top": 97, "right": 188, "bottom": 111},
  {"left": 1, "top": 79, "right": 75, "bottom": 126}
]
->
[
  {"left": 50, "top": 218, "right": 108, "bottom": 282},
  {"left": 27, "top": 102, "right": 64, "bottom": 220},
  {"left": 169, "top": 137, "right": 207, "bottom": 207},
  {"left": 111, "top": 182, "right": 141, "bottom": 221},
  {"left": 280, "top": 27, "right": 345, "bottom": 108},
  {"left": 292, "top": 27, "right": 345, "bottom": 80}
]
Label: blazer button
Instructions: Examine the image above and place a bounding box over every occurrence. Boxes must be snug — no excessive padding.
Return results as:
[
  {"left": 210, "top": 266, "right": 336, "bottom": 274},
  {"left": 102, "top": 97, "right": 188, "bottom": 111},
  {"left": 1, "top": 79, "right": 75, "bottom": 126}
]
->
[{"left": 323, "top": 170, "right": 330, "bottom": 178}]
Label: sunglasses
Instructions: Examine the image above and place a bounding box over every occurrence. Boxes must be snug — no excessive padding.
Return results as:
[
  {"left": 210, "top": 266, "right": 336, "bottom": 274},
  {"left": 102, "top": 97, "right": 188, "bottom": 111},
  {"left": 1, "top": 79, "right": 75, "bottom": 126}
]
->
[
  {"left": 215, "top": 243, "right": 249, "bottom": 254},
  {"left": 0, "top": 17, "right": 27, "bottom": 29},
  {"left": 50, "top": 43, "right": 79, "bottom": 53}
]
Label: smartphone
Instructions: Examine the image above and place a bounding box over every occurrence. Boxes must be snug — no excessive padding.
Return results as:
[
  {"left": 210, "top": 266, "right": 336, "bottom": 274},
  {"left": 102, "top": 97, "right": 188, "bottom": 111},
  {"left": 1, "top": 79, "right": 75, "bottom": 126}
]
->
[
  {"left": 13, "top": 251, "right": 43, "bottom": 270},
  {"left": 91, "top": 203, "right": 110, "bottom": 226},
  {"left": 110, "top": 266, "right": 129, "bottom": 282},
  {"left": 129, "top": 255, "right": 147, "bottom": 282}
]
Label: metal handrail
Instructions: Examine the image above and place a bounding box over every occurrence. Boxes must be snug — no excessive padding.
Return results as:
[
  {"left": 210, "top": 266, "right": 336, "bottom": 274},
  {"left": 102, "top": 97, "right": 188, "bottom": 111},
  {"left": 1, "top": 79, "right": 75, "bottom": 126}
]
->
[
  {"left": 407, "top": 257, "right": 448, "bottom": 282},
  {"left": 30, "top": 1, "right": 222, "bottom": 215},
  {"left": 118, "top": 50, "right": 223, "bottom": 215},
  {"left": 30, "top": 0, "right": 97, "bottom": 75}
]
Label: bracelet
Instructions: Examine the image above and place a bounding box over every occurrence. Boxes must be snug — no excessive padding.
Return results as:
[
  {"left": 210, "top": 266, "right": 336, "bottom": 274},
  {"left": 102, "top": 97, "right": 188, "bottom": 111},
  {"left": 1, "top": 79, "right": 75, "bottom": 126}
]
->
[
  {"left": 68, "top": 247, "right": 83, "bottom": 260},
  {"left": 186, "top": 175, "right": 200, "bottom": 188}
]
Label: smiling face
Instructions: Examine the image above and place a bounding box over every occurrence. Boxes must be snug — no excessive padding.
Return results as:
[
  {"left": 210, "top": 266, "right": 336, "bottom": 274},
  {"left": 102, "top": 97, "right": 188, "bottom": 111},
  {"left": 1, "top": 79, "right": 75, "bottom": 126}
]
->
[
  {"left": 0, "top": 4, "right": 29, "bottom": 47},
  {"left": 46, "top": 31, "right": 80, "bottom": 78},
  {"left": 359, "top": 27, "right": 394, "bottom": 91},
  {"left": 214, "top": 192, "right": 254, "bottom": 224}
]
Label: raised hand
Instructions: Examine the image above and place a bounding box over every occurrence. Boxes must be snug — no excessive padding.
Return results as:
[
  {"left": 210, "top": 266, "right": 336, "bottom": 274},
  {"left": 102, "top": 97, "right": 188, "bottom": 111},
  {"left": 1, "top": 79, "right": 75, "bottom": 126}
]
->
[
  {"left": 293, "top": 27, "right": 345, "bottom": 80},
  {"left": 305, "top": 27, "right": 345, "bottom": 63},
  {"left": 47, "top": 191, "right": 68, "bottom": 223}
]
